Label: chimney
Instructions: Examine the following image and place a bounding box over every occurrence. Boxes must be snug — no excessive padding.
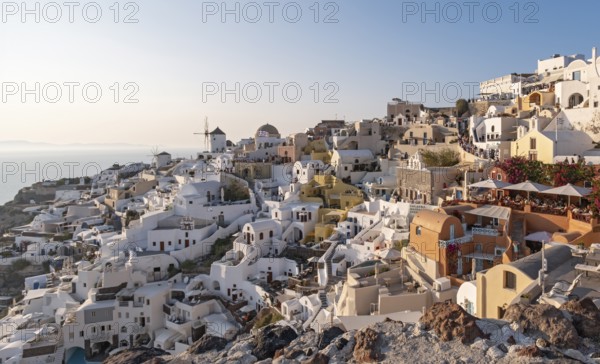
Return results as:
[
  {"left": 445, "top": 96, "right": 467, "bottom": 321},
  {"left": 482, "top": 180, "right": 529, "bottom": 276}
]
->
[{"left": 593, "top": 47, "right": 597, "bottom": 60}]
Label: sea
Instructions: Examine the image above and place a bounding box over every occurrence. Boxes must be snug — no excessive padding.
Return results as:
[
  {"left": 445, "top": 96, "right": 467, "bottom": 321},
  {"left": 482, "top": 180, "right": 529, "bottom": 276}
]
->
[{"left": 0, "top": 148, "right": 199, "bottom": 205}]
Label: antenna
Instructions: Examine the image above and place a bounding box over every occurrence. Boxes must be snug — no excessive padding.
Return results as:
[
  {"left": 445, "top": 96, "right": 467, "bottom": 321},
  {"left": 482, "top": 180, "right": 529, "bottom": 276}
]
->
[{"left": 194, "top": 117, "right": 210, "bottom": 152}]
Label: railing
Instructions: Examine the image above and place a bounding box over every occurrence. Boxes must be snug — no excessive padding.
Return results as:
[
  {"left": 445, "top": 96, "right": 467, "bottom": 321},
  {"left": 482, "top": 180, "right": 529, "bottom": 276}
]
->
[
  {"left": 439, "top": 235, "right": 473, "bottom": 248},
  {"left": 531, "top": 205, "right": 567, "bottom": 216},
  {"left": 472, "top": 227, "right": 500, "bottom": 237},
  {"left": 572, "top": 213, "right": 592, "bottom": 223}
]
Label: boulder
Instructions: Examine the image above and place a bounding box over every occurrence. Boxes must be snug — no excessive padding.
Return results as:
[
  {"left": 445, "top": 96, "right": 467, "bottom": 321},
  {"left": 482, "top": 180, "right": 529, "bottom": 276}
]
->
[
  {"left": 502, "top": 303, "right": 580, "bottom": 349},
  {"left": 353, "top": 327, "right": 382, "bottom": 363},
  {"left": 188, "top": 335, "right": 228, "bottom": 355},
  {"left": 252, "top": 324, "right": 299, "bottom": 360},
  {"left": 516, "top": 345, "right": 543, "bottom": 358},
  {"left": 317, "top": 327, "right": 345, "bottom": 350},
  {"left": 420, "top": 301, "right": 485, "bottom": 344},
  {"left": 561, "top": 298, "right": 600, "bottom": 339},
  {"left": 302, "top": 353, "right": 330, "bottom": 364},
  {"left": 103, "top": 348, "right": 166, "bottom": 364}
]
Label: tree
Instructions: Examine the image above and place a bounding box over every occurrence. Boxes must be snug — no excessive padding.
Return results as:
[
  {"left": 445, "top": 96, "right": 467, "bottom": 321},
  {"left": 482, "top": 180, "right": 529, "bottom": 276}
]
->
[
  {"left": 551, "top": 160, "right": 594, "bottom": 187},
  {"left": 456, "top": 99, "right": 469, "bottom": 117},
  {"left": 224, "top": 180, "right": 250, "bottom": 201},
  {"left": 180, "top": 260, "right": 197, "bottom": 273},
  {"left": 421, "top": 148, "right": 460, "bottom": 167},
  {"left": 497, "top": 157, "right": 548, "bottom": 184}
]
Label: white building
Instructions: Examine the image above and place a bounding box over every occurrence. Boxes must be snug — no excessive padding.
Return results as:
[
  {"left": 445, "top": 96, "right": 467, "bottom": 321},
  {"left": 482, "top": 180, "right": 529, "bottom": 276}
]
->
[{"left": 208, "top": 127, "right": 227, "bottom": 153}]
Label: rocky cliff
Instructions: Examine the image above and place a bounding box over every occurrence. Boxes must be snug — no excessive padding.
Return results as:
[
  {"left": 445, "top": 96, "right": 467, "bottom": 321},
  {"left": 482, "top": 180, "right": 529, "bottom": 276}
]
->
[{"left": 107, "top": 300, "right": 600, "bottom": 364}]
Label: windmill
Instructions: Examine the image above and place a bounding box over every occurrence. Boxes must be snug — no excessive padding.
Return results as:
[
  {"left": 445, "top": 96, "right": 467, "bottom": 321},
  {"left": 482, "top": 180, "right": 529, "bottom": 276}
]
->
[
  {"left": 148, "top": 146, "right": 160, "bottom": 168},
  {"left": 194, "top": 117, "right": 210, "bottom": 152}
]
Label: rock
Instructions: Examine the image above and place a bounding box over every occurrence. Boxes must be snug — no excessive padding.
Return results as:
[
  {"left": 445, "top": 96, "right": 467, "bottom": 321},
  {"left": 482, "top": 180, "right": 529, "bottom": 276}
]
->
[
  {"left": 516, "top": 345, "right": 543, "bottom": 358},
  {"left": 334, "top": 337, "right": 348, "bottom": 350},
  {"left": 285, "top": 349, "right": 304, "bottom": 359},
  {"left": 317, "top": 327, "right": 345, "bottom": 350},
  {"left": 561, "top": 298, "right": 600, "bottom": 339},
  {"left": 486, "top": 346, "right": 505, "bottom": 360},
  {"left": 506, "top": 336, "right": 516, "bottom": 345},
  {"left": 353, "top": 327, "right": 382, "bottom": 363},
  {"left": 507, "top": 345, "right": 525, "bottom": 355},
  {"left": 563, "top": 348, "right": 593, "bottom": 364},
  {"left": 305, "top": 348, "right": 314, "bottom": 356},
  {"left": 227, "top": 352, "right": 258, "bottom": 364},
  {"left": 256, "top": 360, "right": 273, "bottom": 364},
  {"left": 302, "top": 353, "right": 329, "bottom": 364},
  {"left": 497, "top": 343, "right": 508, "bottom": 353},
  {"left": 502, "top": 303, "right": 580, "bottom": 348},
  {"left": 469, "top": 338, "right": 490, "bottom": 352},
  {"left": 187, "top": 335, "right": 228, "bottom": 355},
  {"left": 535, "top": 338, "right": 549, "bottom": 348},
  {"left": 103, "top": 348, "right": 167, "bottom": 364},
  {"left": 420, "top": 301, "right": 485, "bottom": 344},
  {"left": 252, "top": 324, "right": 299, "bottom": 361},
  {"left": 274, "top": 349, "right": 284, "bottom": 359}
]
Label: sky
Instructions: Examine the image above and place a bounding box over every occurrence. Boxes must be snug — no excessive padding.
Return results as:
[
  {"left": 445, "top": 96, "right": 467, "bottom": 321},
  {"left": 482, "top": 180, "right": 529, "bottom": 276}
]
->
[{"left": 1, "top": 0, "right": 599, "bottom": 148}]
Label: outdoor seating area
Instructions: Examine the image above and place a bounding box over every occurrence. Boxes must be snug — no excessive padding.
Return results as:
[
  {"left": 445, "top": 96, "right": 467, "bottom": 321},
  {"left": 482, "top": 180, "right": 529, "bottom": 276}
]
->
[{"left": 465, "top": 180, "right": 593, "bottom": 219}]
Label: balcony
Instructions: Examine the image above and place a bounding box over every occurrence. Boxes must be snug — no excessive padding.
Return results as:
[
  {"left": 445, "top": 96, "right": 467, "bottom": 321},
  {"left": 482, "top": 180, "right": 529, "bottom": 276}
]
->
[
  {"left": 165, "top": 316, "right": 192, "bottom": 332},
  {"left": 438, "top": 235, "right": 473, "bottom": 248},
  {"left": 471, "top": 227, "right": 500, "bottom": 237}
]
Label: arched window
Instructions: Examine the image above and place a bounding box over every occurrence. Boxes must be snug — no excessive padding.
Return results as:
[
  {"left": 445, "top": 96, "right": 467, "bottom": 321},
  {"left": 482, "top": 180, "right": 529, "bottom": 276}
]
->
[{"left": 259, "top": 232, "right": 264, "bottom": 240}]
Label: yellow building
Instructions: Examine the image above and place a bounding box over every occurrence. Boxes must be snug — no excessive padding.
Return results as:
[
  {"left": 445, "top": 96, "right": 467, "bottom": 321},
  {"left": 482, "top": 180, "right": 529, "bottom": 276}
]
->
[
  {"left": 314, "top": 209, "right": 347, "bottom": 242},
  {"left": 476, "top": 244, "right": 571, "bottom": 319},
  {"left": 300, "top": 175, "right": 363, "bottom": 210},
  {"left": 517, "top": 91, "right": 555, "bottom": 112},
  {"left": 511, "top": 128, "right": 595, "bottom": 164}
]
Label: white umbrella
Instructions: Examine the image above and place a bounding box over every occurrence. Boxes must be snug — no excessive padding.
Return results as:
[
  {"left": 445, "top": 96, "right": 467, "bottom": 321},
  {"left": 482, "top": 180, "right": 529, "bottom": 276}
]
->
[
  {"left": 375, "top": 248, "right": 402, "bottom": 261},
  {"left": 468, "top": 179, "right": 511, "bottom": 189},
  {"left": 541, "top": 183, "right": 592, "bottom": 206},
  {"left": 504, "top": 180, "right": 551, "bottom": 200},
  {"left": 524, "top": 231, "right": 553, "bottom": 242}
]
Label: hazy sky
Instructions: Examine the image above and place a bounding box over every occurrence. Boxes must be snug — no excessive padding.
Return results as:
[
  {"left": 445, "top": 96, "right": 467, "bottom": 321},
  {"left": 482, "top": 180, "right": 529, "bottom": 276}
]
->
[{"left": 1, "top": 0, "right": 599, "bottom": 148}]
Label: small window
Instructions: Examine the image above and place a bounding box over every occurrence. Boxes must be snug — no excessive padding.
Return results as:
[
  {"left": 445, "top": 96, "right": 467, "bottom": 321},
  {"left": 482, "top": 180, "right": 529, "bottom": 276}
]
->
[
  {"left": 529, "top": 138, "right": 536, "bottom": 150},
  {"left": 416, "top": 226, "right": 422, "bottom": 236},
  {"left": 504, "top": 271, "right": 516, "bottom": 289},
  {"left": 259, "top": 232, "right": 264, "bottom": 240}
]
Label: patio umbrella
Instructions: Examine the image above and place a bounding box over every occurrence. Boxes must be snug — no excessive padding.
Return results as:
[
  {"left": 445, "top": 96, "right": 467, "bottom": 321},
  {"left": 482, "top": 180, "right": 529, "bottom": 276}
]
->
[
  {"left": 468, "top": 179, "right": 511, "bottom": 189},
  {"left": 504, "top": 180, "right": 551, "bottom": 200},
  {"left": 375, "top": 248, "right": 402, "bottom": 261},
  {"left": 541, "top": 183, "right": 592, "bottom": 206},
  {"left": 524, "top": 231, "right": 553, "bottom": 242}
]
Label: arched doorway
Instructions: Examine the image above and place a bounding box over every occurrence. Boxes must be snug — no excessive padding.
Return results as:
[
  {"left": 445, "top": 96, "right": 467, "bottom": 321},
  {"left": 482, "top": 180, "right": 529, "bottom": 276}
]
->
[{"left": 568, "top": 93, "right": 584, "bottom": 108}]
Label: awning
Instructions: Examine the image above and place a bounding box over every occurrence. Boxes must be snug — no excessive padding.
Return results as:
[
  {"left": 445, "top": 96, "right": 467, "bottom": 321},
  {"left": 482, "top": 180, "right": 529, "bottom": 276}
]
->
[{"left": 465, "top": 205, "right": 511, "bottom": 220}]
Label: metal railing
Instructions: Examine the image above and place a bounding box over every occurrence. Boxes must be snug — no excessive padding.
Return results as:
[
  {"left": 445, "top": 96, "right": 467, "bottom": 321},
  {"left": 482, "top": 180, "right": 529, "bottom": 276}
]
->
[
  {"left": 472, "top": 227, "right": 500, "bottom": 237},
  {"left": 439, "top": 235, "right": 473, "bottom": 248}
]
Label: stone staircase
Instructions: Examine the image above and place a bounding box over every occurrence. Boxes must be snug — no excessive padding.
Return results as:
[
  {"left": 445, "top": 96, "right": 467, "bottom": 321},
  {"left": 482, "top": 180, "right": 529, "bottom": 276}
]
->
[
  {"left": 52, "top": 346, "right": 65, "bottom": 364},
  {"left": 510, "top": 217, "right": 524, "bottom": 259},
  {"left": 318, "top": 290, "right": 328, "bottom": 308}
]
